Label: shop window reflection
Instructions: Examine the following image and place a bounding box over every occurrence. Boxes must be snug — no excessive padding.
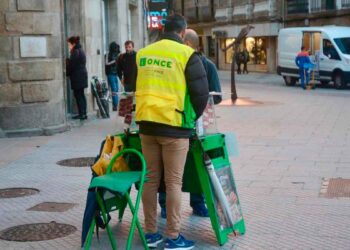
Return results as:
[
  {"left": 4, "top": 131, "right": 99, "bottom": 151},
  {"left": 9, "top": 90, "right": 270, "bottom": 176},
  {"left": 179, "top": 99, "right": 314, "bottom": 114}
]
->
[
  {"left": 246, "top": 37, "right": 267, "bottom": 65},
  {"left": 224, "top": 37, "right": 267, "bottom": 65},
  {"left": 225, "top": 38, "right": 235, "bottom": 64}
]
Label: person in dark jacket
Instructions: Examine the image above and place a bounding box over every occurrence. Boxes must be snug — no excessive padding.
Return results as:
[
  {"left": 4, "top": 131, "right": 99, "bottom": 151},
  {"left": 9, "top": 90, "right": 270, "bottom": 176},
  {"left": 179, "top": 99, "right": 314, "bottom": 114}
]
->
[
  {"left": 117, "top": 40, "right": 137, "bottom": 92},
  {"left": 242, "top": 47, "right": 250, "bottom": 74},
  {"left": 106, "top": 42, "right": 120, "bottom": 110},
  {"left": 158, "top": 28, "right": 222, "bottom": 220},
  {"left": 66, "top": 36, "right": 88, "bottom": 120},
  {"left": 135, "top": 14, "right": 209, "bottom": 249},
  {"left": 235, "top": 49, "right": 244, "bottom": 74}
]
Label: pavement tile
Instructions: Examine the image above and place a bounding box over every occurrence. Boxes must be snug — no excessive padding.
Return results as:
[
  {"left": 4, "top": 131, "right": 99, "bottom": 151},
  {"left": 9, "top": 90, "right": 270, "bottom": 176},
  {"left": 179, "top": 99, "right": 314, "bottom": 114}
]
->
[{"left": 1, "top": 72, "right": 350, "bottom": 249}]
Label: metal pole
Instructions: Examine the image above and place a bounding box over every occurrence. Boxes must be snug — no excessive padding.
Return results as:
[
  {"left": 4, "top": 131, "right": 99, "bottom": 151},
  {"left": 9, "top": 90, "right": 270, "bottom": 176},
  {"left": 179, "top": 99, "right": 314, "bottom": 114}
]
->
[
  {"left": 215, "top": 38, "right": 219, "bottom": 69},
  {"left": 231, "top": 44, "right": 238, "bottom": 101}
]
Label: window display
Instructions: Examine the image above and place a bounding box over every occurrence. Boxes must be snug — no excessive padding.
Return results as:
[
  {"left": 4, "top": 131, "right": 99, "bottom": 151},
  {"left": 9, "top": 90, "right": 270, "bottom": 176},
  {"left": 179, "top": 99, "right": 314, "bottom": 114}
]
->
[
  {"left": 245, "top": 37, "right": 267, "bottom": 65},
  {"left": 224, "top": 37, "right": 267, "bottom": 65},
  {"left": 225, "top": 38, "right": 235, "bottom": 64}
]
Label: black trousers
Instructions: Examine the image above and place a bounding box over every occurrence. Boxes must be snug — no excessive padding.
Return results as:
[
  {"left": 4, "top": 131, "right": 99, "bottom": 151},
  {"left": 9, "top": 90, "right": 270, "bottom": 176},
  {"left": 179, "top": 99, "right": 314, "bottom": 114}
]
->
[
  {"left": 236, "top": 63, "right": 241, "bottom": 74},
  {"left": 73, "top": 88, "right": 87, "bottom": 116},
  {"left": 243, "top": 62, "right": 248, "bottom": 74}
]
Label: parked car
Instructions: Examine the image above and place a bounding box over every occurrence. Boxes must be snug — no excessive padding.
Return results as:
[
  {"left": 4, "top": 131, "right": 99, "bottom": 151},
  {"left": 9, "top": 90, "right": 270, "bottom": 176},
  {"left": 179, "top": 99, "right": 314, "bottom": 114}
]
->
[{"left": 277, "top": 26, "right": 350, "bottom": 89}]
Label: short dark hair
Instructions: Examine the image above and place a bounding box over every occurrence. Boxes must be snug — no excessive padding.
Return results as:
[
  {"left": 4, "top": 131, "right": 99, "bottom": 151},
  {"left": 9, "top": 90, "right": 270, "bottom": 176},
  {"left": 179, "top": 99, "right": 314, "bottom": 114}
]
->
[
  {"left": 301, "top": 46, "right": 305, "bottom": 50},
  {"left": 164, "top": 14, "right": 187, "bottom": 33},
  {"left": 125, "top": 40, "right": 134, "bottom": 47},
  {"left": 67, "top": 36, "right": 80, "bottom": 45}
]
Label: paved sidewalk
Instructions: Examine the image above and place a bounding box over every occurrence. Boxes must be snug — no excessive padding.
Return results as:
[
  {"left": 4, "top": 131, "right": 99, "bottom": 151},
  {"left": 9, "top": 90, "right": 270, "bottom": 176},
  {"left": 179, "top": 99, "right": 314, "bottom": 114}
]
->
[
  {"left": 0, "top": 137, "right": 50, "bottom": 168},
  {"left": 219, "top": 70, "right": 283, "bottom": 85},
  {"left": 1, "top": 72, "right": 350, "bottom": 249}
]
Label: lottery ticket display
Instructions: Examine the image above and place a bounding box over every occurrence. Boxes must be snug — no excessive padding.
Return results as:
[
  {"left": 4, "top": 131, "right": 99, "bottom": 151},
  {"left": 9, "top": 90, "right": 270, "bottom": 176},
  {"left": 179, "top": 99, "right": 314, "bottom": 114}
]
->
[
  {"left": 118, "top": 93, "right": 138, "bottom": 131},
  {"left": 196, "top": 95, "right": 218, "bottom": 136}
]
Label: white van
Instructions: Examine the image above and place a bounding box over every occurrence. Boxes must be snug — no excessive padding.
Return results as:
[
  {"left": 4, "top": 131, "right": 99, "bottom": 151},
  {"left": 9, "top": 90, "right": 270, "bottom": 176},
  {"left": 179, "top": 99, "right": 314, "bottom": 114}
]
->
[{"left": 277, "top": 26, "right": 350, "bottom": 89}]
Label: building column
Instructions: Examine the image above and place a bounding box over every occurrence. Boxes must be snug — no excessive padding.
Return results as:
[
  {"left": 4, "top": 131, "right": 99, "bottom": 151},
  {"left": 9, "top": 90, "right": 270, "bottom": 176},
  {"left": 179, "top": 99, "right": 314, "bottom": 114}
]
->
[
  {"left": 336, "top": 0, "right": 342, "bottom": 9},
  {"left": 108, "top": 0, "right": 146, "bottom": 50},
  {"left": 267, "top": 36, "right": 277, "bottom": 73},
  {"left": 0, "top": 0, "right": 68, "bottom": 136}
]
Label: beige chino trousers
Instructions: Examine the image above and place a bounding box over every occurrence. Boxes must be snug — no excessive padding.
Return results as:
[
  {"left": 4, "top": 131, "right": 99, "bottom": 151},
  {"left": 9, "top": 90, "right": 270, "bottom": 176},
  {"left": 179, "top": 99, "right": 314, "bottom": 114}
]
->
[{"left": 140, "top": 134, "right": 189, "bottom": 239}]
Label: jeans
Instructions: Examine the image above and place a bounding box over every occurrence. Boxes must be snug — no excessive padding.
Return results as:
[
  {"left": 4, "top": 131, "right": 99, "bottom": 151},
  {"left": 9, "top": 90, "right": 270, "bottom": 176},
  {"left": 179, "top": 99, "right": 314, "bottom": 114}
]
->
[
  {"left": 299, "top": 68, "right": 309, "bottom": 88},
  {"left": 107, "top": 74, "right": 119, "bottom": 108},
  {"left": 73, "top": 88, "right": 87, "bottom": 116},
  {"left": 158, "top": 192, "right": 205, "bottom": 209},
  {"left": 140, "top": 134, "right": 189, "bottom": 238}
]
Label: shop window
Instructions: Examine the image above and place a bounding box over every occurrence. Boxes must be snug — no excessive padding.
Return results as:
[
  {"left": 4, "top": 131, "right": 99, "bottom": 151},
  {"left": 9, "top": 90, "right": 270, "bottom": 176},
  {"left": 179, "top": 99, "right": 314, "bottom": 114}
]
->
[
  {"left": 245, "top": 37, "right": 267, "bottom": 65},
  {"left": 224, "top": 37, "right": 267, "bottom": 65},
  {"left": 225, "top": 38, "right": 235, "bottom": 64}
]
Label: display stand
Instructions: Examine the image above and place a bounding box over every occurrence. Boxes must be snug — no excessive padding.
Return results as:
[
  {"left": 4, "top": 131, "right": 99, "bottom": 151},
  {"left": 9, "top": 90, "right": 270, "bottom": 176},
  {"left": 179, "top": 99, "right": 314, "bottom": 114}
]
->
[{"left": 190, "top": 134, "right": 245, "bottom": 245}]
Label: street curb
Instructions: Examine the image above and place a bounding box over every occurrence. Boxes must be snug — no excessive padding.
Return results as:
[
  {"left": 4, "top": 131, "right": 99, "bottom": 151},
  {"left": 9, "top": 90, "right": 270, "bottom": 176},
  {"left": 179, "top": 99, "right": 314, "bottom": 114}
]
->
[{"left": 4, "top": 123, "right": 70, "bottom": 138}]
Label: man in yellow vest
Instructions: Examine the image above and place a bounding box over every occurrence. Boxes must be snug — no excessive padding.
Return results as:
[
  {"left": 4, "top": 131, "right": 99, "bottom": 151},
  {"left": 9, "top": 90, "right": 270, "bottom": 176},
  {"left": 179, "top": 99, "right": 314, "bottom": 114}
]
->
[{"left": 136, "top": 14, "right": 209, "bottom": 250}]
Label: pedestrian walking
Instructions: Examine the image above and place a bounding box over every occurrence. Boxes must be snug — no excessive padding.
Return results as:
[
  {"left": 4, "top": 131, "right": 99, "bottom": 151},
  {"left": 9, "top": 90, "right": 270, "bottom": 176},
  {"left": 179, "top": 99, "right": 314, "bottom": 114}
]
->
[
  {"left": 295, "top": 46, "right": 312, "bottom": 89},
  {"left": 117, "top": 40, "right": 137, "bottom": 92},
  {"left": 105, "top": 42, "right": 120, "bottom": 111},
  {"left": 135, "top": 14, "right": 209, "bottom": 250},
  {"left": 235, "top": 49, "right": 243, "bottom": 74},
  {"left": 158, "top": 28, "right": 222, "bottom": 220},
  {"left": 242, "top": 47, "right": 250, "bottom": 74},
  {"left": 66, "top": 36, "right": 88, "bottom": 120}
]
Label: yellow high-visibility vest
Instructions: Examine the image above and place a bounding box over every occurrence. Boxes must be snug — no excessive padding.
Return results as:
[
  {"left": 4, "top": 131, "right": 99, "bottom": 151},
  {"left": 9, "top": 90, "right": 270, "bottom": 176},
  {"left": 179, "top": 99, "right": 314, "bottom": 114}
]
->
[{"left": 135, "top": 39, "right": 197, "bottom": 129}]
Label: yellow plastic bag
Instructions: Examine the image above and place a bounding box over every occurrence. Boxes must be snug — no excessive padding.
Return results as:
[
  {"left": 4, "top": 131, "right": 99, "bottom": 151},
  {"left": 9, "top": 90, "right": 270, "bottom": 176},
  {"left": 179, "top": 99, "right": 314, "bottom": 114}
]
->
[{"left": 92, "top": 135, "right": 129, "bottom": 176}]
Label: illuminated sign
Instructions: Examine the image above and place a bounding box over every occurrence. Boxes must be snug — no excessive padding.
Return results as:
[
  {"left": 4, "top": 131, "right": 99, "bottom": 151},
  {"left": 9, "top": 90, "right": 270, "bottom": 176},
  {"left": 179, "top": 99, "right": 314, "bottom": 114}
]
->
[{"left": 147, "top": 0, "right": 168, "bottom": 30}]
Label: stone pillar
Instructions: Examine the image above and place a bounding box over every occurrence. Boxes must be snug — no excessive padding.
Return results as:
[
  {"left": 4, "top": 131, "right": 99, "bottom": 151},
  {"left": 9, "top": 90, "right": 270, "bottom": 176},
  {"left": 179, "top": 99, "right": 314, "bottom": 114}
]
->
[
  {"left": 107, "top": 0, "right": 119, "bottom": 45},
  {"left": 269, "top": 0, "right": 277, "bottom": 16},
  {"left": 247, "top": 0, "right": 254, "bottom": 19},
  {"left": 0, "top": 0, "right": 68, "bottom": 137},
  {"left": 267, "top": 36, "right": 277, "bottom": 73},
  {"left": 107, "top": 0, "right": 146, "bottom": 50},
  {"left": 83, "top": 0, "right": 104, "bottom": 80}
]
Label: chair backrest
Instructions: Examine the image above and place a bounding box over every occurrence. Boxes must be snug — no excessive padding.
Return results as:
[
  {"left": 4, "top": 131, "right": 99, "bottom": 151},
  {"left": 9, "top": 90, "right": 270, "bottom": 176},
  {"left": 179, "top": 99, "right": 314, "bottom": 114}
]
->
[
  {"left": 106, "top": 148, "right": 147, "bottom": 192},
  {"left": 106, "top": 148, "right": 146, "bottom": 176}
]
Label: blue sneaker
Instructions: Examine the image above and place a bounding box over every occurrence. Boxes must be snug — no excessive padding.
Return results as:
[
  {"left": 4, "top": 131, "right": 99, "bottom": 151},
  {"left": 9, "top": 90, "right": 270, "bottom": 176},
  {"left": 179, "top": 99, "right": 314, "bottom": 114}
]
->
[
  {"left": 164, "top": 234, "right": 194, "bottom": 250},
  {"left": 192, "top": 204, "right": 209, "bottom": 217},
  {"left": 145, "top": 232, "right": 163, "bottom": 248},
  {"left": 161, "top": 206, "right": 167, "bottom": 219}
]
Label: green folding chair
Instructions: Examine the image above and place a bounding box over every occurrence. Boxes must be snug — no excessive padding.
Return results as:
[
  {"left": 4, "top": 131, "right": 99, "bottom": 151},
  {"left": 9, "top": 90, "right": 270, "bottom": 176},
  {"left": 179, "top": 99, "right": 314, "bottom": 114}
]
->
[{"left": 84, "top": 148, "right": 149, "bottom": 250}]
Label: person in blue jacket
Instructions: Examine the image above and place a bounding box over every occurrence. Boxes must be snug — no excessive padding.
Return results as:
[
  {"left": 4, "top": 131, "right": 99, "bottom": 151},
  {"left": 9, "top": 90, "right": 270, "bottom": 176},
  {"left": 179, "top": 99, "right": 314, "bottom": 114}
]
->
[{"left": 295, "top": 46, "right": 312, "bottom": 89}]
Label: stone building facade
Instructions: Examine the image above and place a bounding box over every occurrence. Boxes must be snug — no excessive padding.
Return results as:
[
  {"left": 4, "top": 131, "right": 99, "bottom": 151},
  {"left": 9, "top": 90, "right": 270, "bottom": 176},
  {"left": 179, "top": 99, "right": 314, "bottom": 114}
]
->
[
  {"left": 284, "top": 0, "right": 350, "bottom": 27},
  {"left": 173, "top": 0, "right": 350, "bottom": 73},
  {"left": 173, "top": 0, "right": 283, "bottom": 73},
  {"left": 0, "top": 0, "right": 146, "bottom": 137}
]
